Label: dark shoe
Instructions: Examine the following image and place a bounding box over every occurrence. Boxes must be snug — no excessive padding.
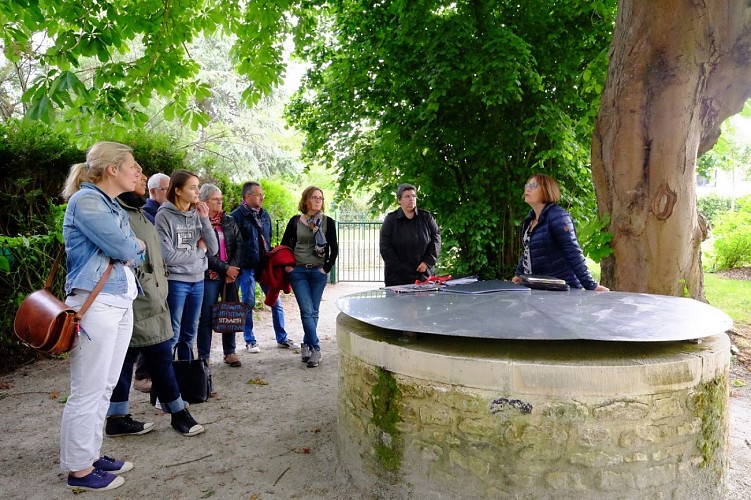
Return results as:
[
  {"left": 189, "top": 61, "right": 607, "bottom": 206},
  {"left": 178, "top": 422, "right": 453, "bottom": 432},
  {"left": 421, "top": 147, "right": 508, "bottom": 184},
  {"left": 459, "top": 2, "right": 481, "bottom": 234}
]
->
[
  {"left": 277, "top": 339, "right": 295, "bottom": 349},
  {"left": 223, "top": 353, "right": 242, "bottom": 367},
  {"left": 301, "top": 344, "right": 312, "bottom": 363},
  {"left": 106, "top": 414, "right": 155, "bottom": 437},
  {"left": 306, "top": 349, "right": 321, "bottom": 368},
  {"left": 171, "top": 408, "right": 205, "bottom": 436},
  {"left": 93, "top": 455, "right": 133, "bottom": 474},
  {"left": 67, "top": 468, "right": 124, "bottom": 491}
]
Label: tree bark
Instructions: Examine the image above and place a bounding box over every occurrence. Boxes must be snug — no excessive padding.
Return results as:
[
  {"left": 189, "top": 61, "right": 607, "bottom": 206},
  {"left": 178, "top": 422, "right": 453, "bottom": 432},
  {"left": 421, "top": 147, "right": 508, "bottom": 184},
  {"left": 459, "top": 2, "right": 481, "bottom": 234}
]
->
[{"left": 592, "top": 0, "right": 751, "bottom": 299}]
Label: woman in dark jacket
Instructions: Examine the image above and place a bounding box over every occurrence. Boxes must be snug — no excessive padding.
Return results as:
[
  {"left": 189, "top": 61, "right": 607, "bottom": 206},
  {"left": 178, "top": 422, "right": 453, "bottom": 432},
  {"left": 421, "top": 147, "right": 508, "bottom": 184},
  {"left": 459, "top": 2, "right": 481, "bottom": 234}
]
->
[
  {"left": 280, "top": 186, "right": 338, "bottom": 368},
  {"left": 512, "top": 174, "right": 609, "bottom": 291},
  {"left": 197, "top": 184, "right": 244, "bottom": 368}
]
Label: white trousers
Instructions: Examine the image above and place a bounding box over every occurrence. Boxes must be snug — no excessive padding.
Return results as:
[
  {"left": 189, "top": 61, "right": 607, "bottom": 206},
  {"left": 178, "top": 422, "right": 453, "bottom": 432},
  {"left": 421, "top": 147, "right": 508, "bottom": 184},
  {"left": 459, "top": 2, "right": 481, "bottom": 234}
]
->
[{"left": 60, "top": 299, "right": 133, "bottom": 472}]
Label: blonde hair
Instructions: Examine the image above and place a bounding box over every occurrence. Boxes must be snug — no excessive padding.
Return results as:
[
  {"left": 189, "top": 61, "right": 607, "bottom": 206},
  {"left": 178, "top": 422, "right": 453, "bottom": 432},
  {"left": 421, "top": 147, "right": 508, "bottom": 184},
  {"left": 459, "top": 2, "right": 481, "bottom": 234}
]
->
[
  {"left": 62, "top": 141, "right": 133, "bottom": 200},
  {"left": 297, "top": 186, "right": 326, "bottom": 213}
]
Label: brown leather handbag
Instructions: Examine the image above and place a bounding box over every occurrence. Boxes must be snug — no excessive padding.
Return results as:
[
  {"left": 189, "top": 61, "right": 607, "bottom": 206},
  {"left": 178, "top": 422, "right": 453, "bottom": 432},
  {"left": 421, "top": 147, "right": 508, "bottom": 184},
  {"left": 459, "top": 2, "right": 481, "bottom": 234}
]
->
[{"left": 14, "top": 250, "right": 113, "bottom": 354}]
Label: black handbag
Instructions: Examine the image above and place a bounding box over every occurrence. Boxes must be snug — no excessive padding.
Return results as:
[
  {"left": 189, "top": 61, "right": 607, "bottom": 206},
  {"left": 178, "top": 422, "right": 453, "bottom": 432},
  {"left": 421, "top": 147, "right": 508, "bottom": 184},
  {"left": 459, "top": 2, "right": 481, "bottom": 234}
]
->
[
  {"left": 172, "top": 341, "right": 210, "bottom": 404},
  {"left": 211, "top": 283, "right": 249, "bottom": 333}
]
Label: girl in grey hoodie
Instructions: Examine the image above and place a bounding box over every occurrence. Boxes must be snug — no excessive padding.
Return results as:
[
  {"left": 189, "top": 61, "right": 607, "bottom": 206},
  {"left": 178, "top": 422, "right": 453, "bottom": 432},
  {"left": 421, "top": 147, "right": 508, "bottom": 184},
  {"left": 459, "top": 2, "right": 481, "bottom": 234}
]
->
[{"left": 155, "top": 170, "right": 218, "bottom": 349}]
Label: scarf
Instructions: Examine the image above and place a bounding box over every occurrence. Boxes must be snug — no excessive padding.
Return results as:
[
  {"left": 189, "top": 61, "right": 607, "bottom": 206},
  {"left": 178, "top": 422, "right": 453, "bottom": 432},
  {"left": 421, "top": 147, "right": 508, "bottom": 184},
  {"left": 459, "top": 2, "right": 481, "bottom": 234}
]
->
[
  {"left": 208, "top": 211, "right": 227, "bottom": 280},
  {"left": 308, "top": 212, "right": 328, "bottom": 258}
]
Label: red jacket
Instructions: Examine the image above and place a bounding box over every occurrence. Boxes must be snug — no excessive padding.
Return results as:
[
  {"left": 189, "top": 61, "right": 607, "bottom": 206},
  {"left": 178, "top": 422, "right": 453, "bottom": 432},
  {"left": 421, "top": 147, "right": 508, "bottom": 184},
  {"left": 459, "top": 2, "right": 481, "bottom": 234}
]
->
[{"left": 259, "top": 245, "right": 296, "bottom": 306}]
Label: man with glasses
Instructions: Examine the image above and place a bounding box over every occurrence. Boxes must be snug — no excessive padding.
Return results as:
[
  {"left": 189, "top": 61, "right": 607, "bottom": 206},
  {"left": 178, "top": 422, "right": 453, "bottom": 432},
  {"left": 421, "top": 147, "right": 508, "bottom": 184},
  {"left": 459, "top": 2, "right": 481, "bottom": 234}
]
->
[
  {"left": 380, "top": 183, "right": 441, "bottom": 286},
  {"left": 143, "top": 173, "right": 171, "bottom": 224},
  {"left": 230, "top": 182, "right": 293, "bottom": 353}
]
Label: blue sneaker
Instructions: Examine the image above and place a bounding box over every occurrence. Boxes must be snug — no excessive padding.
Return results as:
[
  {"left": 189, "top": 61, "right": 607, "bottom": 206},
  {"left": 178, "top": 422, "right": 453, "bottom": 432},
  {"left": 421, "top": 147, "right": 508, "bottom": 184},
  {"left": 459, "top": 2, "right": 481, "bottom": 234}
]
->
[
  {"left": 67, "top": 468, "right": 124, "bottom": 491},
  {"left": 93, "top": 455, "right": 133, "bottom": 474}
]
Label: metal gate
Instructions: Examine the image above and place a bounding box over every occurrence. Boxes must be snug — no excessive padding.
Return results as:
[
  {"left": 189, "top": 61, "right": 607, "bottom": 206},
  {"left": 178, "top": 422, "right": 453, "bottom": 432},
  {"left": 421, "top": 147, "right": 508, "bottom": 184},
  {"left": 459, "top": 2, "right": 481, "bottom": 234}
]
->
[{"left": 335, "top": 221, "right": 384, "bottom": 282}]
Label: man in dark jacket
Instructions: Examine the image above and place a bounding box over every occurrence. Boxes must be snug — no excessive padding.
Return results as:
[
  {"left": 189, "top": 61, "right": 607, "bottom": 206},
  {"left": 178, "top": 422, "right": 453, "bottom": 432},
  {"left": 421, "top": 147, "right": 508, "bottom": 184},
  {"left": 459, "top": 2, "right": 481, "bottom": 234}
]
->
[
  {"left": 380, "top": 183, "right": 441, "bottom": 286},
  {"left": 230, "top": 181, "right": 293, "bottom": 352}
]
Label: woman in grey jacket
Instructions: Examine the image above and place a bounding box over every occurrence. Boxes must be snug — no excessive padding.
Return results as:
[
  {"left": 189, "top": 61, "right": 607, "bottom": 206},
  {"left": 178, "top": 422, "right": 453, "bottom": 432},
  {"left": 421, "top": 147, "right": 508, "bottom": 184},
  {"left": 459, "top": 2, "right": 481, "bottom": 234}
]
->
[{"left": 155, "top": 170, "right": 218, "bottom": 349}]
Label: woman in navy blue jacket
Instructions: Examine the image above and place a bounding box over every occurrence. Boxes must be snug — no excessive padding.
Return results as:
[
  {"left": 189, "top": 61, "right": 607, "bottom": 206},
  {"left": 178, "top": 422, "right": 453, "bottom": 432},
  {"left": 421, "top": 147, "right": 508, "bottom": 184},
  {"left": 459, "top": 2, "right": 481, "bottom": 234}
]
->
[{"left": 511, "top": 174, "right": 609, "bottom": 291}]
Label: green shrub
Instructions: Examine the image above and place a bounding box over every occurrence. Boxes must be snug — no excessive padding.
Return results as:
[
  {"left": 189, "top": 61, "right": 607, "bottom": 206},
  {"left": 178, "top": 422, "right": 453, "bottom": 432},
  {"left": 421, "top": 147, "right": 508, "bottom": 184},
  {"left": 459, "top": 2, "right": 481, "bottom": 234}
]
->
[
  {"left": 577, "top": 213, "right": 613, "bottom": 263},
  {"left": 0, "top": 229, "right": 66, "bottom": 370},
  {"left": 698, "top": 193, "right": 732, "bottom": 228},
  {"left": 261, "top": 179, "right": 297, "bottom": 245},
  {"left": 123, "top": 129, "right": 190, "bottom": 178},
  {"left": 0, "top": 119, "right": 81, "bottom": 235},
  {"left": 711, "top": 197, "right": 751, "bottom": 270}
]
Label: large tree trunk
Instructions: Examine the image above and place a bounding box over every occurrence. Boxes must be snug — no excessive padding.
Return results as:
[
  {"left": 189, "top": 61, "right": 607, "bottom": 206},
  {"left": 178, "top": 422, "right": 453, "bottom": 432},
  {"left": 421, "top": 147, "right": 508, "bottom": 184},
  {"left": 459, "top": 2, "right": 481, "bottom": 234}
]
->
[{"left": 592, "top": 0, "right": 751, "bottom": 299}]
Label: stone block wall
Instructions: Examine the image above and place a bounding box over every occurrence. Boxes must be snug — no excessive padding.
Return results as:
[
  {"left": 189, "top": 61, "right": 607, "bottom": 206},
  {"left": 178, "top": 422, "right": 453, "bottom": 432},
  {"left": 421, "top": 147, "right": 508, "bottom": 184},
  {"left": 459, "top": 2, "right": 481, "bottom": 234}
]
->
[{"left": 337, "top": 315, "right": 730, "bottom": 500}]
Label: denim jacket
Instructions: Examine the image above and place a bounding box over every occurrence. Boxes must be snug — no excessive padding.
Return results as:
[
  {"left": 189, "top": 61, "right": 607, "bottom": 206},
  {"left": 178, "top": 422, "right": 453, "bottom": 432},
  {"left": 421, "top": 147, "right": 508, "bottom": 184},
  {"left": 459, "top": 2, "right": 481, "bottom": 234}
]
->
[{"left": 63, "top": 182, "right": 144, "bottom": 296}]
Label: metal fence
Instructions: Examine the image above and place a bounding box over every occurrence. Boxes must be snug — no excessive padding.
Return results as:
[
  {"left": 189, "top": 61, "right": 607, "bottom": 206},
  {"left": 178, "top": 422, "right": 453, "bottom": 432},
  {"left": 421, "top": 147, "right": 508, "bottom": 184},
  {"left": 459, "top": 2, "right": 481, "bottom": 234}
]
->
[
  {"left": 273, "top": 219, "right": 384, "bottom": 283},
  {"left": 335, "top": 221, "right": 384, "bottom": 282}
]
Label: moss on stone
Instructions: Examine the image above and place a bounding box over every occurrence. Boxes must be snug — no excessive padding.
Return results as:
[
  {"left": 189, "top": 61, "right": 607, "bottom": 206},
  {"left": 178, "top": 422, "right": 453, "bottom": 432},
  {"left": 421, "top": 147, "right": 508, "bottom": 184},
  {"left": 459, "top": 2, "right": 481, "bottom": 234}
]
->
[
  {"left": 371, "top": 367, "right": 403, "bottom": 472},
  {"left": 693, "top": 374, "right": 727, "bottom": 468}
]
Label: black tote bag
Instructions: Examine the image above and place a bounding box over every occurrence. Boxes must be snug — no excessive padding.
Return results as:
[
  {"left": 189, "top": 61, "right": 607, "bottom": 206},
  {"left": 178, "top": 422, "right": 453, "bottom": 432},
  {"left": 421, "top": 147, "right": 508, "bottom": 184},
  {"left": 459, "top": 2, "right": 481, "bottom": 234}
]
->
[{"left": 172, "top": 341, "right": 210, "bottom": 404}]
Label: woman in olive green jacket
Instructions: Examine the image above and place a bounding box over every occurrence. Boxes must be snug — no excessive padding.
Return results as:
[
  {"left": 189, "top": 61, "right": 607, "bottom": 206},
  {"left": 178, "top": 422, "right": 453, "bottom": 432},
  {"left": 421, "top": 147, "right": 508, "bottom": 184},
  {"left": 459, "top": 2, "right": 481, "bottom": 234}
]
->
[{"left": 105, "top": 172, "right": 204, "bottom": 437}]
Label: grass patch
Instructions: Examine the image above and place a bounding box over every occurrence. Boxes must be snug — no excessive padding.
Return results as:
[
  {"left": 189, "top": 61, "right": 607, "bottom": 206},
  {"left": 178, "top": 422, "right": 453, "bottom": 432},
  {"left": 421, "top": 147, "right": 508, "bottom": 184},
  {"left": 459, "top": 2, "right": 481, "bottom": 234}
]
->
[{"left": 704, "top": 273, "right": 751, "bottom": 325}]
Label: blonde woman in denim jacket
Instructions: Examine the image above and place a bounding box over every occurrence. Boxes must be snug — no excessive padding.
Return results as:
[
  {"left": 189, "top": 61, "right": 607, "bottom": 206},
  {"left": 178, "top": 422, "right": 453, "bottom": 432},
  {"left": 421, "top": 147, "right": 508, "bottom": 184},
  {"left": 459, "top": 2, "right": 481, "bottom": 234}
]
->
[{"left": 60, "top": 141, "right": 146, "bottom": 492}]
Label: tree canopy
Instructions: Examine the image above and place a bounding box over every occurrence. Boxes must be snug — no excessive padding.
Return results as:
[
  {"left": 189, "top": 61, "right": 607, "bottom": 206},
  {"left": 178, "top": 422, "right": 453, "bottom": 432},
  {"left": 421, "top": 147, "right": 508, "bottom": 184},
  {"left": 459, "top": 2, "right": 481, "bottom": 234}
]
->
[
  {"left": 287, "top": 0, "right": 617, "bottom": 276},
  {"left": 0, "top": 0, "right": 309, "bottom": 140}
]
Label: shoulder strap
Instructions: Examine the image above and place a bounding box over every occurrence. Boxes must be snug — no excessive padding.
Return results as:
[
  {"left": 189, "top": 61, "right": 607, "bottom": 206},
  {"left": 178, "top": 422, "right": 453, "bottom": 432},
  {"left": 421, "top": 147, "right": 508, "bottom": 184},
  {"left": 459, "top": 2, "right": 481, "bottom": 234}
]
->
[
  {"left": 44, "top": 246, "right": 66, "bottom": 290},
  {"left": 75, "top": 260, "right": 115, "bottom": 320}
]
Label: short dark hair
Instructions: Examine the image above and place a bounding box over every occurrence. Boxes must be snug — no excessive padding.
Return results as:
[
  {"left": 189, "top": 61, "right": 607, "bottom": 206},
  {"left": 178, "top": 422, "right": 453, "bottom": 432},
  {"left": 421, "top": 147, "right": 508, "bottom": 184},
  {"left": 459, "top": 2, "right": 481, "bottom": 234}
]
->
[
  {"left": 396, "top": 183, "right": 416, "bottom": 200},
  {"left": 241, "top": 181, "right": 261, "bottom": 199}
]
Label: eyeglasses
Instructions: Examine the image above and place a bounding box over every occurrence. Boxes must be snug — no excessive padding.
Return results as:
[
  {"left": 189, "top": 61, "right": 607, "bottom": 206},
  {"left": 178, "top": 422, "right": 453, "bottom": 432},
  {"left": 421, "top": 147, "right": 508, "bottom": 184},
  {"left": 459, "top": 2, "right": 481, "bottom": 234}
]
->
[
  {"left": 310, "top": 196, "right": 324, "bottom": 201},
  {"left": 250, "top": 193, "right": 264, "bottom": 198},
  {"left": 525, "top": 182, "right": 539, "bottom": 190},
  {"left": 153, "top": 187, "right": 168, "bottom": 192},
  {"left": 208, "top": 197, "right": 223, "bottom": 203}
]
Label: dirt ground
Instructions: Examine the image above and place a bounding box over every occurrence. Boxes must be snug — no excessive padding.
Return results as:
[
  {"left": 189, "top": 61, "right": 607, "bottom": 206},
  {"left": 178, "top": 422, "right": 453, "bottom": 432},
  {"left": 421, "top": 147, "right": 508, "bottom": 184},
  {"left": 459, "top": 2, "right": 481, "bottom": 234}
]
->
[{"left": 1, "top": 281, "right": 750, "bottom": 499}]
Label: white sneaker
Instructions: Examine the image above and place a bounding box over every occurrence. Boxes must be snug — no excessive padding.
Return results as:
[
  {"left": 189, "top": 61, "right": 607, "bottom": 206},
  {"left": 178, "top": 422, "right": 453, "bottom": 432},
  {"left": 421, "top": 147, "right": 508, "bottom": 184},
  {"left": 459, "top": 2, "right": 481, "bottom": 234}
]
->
[{"left": 246, "top": 342, "right": 260, "bottom": 353}]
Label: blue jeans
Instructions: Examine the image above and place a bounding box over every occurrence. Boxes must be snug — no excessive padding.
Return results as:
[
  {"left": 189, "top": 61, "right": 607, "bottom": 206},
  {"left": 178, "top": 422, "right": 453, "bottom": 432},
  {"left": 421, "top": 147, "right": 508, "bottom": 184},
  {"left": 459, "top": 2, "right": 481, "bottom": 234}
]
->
[
  {"left": 287, "top": 266, "right": 328, "bottom": 351},
  {"left": 167, "top": 280, "right": 204, "bottom": 348},
  {"left": 197, "top": 279, "right": 238, "bottom": 359},
  {"left": 237, "top": 268, "right": 288, "bottom": 345},
  {"left": 108, "top": 339, "right": 186, "bottom": 415}
]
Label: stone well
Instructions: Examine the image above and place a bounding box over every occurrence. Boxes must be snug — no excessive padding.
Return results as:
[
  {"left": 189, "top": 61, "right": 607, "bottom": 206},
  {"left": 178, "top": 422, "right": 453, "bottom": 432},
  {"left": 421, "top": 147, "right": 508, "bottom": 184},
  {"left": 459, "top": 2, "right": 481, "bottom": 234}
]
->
[{"left": 336, "top": 312, "right": 730, "bottom": 499}]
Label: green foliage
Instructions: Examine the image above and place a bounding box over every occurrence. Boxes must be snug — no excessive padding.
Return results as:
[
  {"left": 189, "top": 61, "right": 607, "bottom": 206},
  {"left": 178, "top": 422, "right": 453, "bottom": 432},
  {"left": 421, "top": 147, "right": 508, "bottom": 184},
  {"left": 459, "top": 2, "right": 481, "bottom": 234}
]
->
[
  {"left": 123, "top": 129, "right": 190, "bottom": 178},
  {"left": 261, "top": 180, "right": 297, "bottom": 245},
  {"left": 710, "top": 195, "right": 751, "bottom": 270},
  {"left": 0, "top": 119, "right": 81, "bottom": 235},
  {"left": 0, "top": 117, "right": 195, "bottom": 236},
  {"left": 0, "top": 0, "right": 320, "bottom": 141},
  {"left": 698, "top": 193, "right": 732, "bottom": 228},
  {"left": 697, "top": 118, "right": 751, "bottom": 180},
  {"left": 0, "top": 232, "right": 65, "bottom": 368},
  {"left": 287, "top": 0, "right": 617, "bottom": 278},
  {"left": 576, "top": 213, "right": 613, "bottom": 263}
]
